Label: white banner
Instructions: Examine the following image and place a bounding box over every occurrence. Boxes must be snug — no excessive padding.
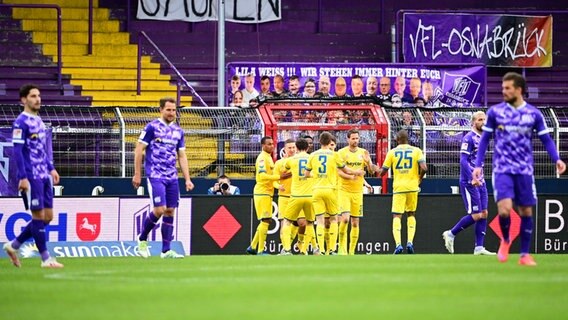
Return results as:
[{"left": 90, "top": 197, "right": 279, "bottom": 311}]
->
[
  {"left": 137, "top": 0, "right": 281, "bottom": 23},
  {"left": 0, "top": 197, "right": 192, "bottom": 254}
]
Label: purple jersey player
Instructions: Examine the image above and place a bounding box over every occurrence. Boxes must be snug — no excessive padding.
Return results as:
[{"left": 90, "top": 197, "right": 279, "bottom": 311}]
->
[
  {"left": 442, "top": 111, "right": 495, "bottom": 256},
  {"left": 3, "top": 84, "right": 63, "bottom": 268},
  {"left": 473, "top": 72, "right": 566, "bottom": 266},
  {"left": 132, "top": 97, "right": 194, "bottom": 259}
]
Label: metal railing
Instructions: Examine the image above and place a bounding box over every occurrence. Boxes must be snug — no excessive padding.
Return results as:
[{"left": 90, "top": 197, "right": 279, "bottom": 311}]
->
[
  {"left": 136, "top": 31, "right": 208, "bottom": 107},
  {"left": 0, "top": 3, "right": 62, "bottom": 84}
]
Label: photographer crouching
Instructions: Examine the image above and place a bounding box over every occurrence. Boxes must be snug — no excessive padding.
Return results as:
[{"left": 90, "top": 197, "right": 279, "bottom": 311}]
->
[{"left": 208, "top": 175, "right": 241, "bottom": 195}]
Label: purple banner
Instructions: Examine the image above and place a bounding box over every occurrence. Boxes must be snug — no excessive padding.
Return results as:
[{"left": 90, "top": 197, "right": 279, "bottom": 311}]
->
[
  {"left": 226, "top": 62, "right": 486, "bottom": 108},
  {"left": 403, "top": 13, "right": 553, "bottom": 67}
]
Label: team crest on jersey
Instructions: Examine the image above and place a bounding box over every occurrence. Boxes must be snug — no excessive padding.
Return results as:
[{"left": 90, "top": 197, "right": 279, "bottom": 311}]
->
[
  {"left": 172, "top": 131, "right": 181, "bottom": 140},
  {"left": 29, "top": 133, "right": 39, "bottom": 140},
  {"left": 12, "top": 128, "right": 22, "bottom": 139},
  {"left": 521, "top": 114, "right": 534, "bottom": 124}
]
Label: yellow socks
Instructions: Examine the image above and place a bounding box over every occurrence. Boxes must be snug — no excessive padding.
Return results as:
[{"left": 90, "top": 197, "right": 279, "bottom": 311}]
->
[
  {"left": 338, "top": 221, "right": 349, "bottom": 255},
  {"left": 308, "top": 225, "right": 318, "bottom": 252},
  {"left": 324, "top": 227, "right": 330, "bottom": 254},
  {"left": 290, "top": 225, "right": 299, "bottom": 244},
  {"left": 250, "top": 228, "right": 259, "bottom": 249},
  {"left": 256, "top": 221, "right": 269, "bottom": 253},
  {"left": 393, "top": 216, "right": 402, "bottom": 247},
  {"left": 349, "top": 226, "right": 359, "bottom": 255},
  {"left": 328, "top": 222, "right": 338, "bottom": 253},
  {"left": 281, "top": 223, "right": 292, "bottom": 251},
  {"left": 316, "top": 224, "right": 326, "bottom": 254},
  {"left": 407, "top": 216, "right": 416, "bottom": 244}
]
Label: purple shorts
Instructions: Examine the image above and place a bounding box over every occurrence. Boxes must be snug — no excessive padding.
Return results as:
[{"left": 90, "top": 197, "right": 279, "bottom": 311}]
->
[
  {"left": 492, "top": 173, "right": 537, "bottom": 206},
  {"left": 148, "top": 178, "right": 180, "bottom": 208},
  {"left": 460, "top": 182, "right": 488, "bottom": 214},
  {"left": 28, "top": 177, "right": 54, "bottom": 211}
]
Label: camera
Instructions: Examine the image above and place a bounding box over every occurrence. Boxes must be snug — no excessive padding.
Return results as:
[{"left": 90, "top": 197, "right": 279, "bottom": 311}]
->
[{"left": 220, "top": 182, "right": 230, "bottom": 191}]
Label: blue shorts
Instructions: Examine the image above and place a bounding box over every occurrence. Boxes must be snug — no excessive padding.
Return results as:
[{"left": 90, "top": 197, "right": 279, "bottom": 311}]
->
[
  {"left": 492, "top": 173, "right": 537, "bottom": 206},
  {"left": 148, "top": 178, "right": 180, "bottom": 208},
  {"left": 29, "top": 177, "right": 54, "bottom": 211},
  {"left": 460, "top": 182, "right": 488, "bottom": 214}
]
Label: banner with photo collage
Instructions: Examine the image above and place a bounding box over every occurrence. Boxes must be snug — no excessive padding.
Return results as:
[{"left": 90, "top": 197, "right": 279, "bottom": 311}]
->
[{"left": 226, "top": 62, "right": 487, "bottom": 108}]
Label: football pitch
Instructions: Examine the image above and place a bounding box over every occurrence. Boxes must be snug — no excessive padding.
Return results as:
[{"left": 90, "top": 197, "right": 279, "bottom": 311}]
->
[{"left": 2, "top": 254, "right": 567, "bottom": 320}]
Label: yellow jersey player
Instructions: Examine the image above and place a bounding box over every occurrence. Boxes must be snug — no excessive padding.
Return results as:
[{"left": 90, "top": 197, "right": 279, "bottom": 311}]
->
[
  {"left": 280, "top": 139, "right": 315, "bottom": 255},
  {"left": 320, "top": 138, "right": 338, "bottom": 254},
  {"left": 337, "top": 129, "right": 377, "bottom": 255},
  {"left": 299, "top": 134, "right": 319, "bottom": 254},
  {"left": 247, "top": 136, "right": 291, "bottom": 255},
  {"left": 306, "top": 132, "right": 364, "bottom": 255},
  {"left": 274, "top": 139, "right": 296, "bottom": 253},
  {"left": 379, "top": 130, "right": 427, "bottom": 254}
]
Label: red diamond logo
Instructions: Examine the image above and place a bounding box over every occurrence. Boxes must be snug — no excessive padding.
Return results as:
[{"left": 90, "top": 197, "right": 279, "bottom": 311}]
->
[
  {"left": 203, "top": 205, "right": 242, "bottom": 248},
  {"left": 489, "top": 209, "right": 521, "bottom": 242}
]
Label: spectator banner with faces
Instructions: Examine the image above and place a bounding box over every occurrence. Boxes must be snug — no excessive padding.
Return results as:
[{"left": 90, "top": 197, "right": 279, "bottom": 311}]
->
[
  {"left": 403, "top": 13, "right": 553, "bottom": 67},
  {"left": 137, "top": 0, "right": 281, "bottom": 23},
  {"left": 227, "top": 62, "right": 486, "bottom": 108}
]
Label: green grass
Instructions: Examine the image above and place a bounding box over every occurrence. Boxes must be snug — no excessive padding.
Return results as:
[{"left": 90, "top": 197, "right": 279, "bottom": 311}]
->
[{"left": 2, "top": 255, "right": 567, "bottom": 320}]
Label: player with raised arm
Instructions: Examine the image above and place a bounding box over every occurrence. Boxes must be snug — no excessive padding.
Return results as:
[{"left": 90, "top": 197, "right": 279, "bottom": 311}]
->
[
  {"left": 3, "top": 84, "right": 63, "bottom": 268},
  {"left": 442, "top": 111, "right": 495, "bottom": 255},
  {"left": 473, "top": 72, "right": 566, "bottom": 266},
  {"left": 379, "top": 130, "right": 427, "bottom": 254},
  {"left": 132, "top": 97, "right": 194, "bottom": 259},
  {"left": 337, "top": 129, "right": 377, "bottom": 255},
  {"left": 247, "top": 136, "right": 291, "bottom": 255},
  {"left": 306, "top": 132, "right": 364, "bottom": 255}
]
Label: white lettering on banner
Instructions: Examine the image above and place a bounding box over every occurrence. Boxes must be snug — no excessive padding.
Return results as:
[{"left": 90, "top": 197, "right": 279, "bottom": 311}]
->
[
  {"left": 300, "top": 67, "right": 317, "bottom": 77},
  {"left": 420, "top": 69, "right": 441, "bottom": 80},
  {"left": 258, "top": 67, "right": 284, "bottom": 77},
  {"left": 234, "top": 67, "right": 257, "bottom": 76},
  {"left": 408, "top": 18, "right": 548, "bottom": 61},
  {"left": 354, "top": 67, "right": 384, "bottom": 77},
  {"left": 137, "top": 0, "right": 281, "bottom": 24},
  {"left": 544, "top": 238, "right": 568, "bottom": 252},
  {"left": 385, "top": 68, "right": 418, "bottom": 78},
  {"left": 318, "top": 68, "right": 353, "bottom": 77},
  {"left": 267, "top": 201, "right": 279, "bottom": 235},
  {"left": 357, "top": 241, "right": 390, "bottom": 254},
  {"left": 545, "top": 199, "right": 564, "bottom": 233}
]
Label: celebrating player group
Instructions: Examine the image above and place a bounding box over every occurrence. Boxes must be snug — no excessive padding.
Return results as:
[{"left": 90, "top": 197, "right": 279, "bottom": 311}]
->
[{"left": 4, "top": 72, "right": 565, "bottom": 268}]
